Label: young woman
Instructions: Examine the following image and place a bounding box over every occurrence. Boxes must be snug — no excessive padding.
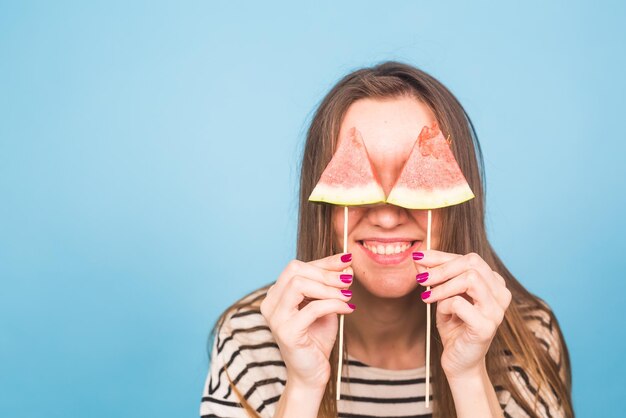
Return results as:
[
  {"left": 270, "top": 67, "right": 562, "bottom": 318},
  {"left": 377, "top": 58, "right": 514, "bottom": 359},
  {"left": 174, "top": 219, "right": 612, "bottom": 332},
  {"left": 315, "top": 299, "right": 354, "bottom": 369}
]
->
[{"left": 200, "top": 61, "right": 574, "bottom": 418}]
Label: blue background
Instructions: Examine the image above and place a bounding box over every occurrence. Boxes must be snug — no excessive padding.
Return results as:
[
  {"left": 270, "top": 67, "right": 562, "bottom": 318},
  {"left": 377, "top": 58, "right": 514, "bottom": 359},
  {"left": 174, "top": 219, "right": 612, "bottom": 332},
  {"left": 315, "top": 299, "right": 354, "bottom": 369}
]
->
[{"left": 1, "top": 1, "right": 624, "bottom": 417}]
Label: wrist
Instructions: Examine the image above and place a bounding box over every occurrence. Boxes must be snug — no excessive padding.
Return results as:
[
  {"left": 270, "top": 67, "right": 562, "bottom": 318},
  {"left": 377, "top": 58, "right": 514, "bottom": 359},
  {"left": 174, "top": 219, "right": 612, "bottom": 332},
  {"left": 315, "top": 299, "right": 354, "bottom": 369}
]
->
[
  {"left": 443, "top": 358, "right": 488, "bottom": 383},
  {"left": 284, "top": 379, "right": 326, "bottom": 399},
  {"left": 444, "top": 363, "right": 489, "bottom": 385},
  {"left": 285, "top": 372, "right": 328, "bottom": 394},
  {"left": 274, "top": 380, "right": 326, "bottom": 418},
  {"left": 445, "top": 362, "right": 503, "bottom": 418},
  {"left": 284, "top": 374, "right": 327, "bottom": 404}
]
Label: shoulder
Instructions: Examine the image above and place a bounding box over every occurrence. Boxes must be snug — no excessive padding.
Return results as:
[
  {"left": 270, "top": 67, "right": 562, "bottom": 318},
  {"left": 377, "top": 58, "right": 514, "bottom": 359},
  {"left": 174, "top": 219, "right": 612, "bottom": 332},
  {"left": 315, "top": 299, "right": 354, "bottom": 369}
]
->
[
  {"left": 202, "top": 286, "right": 286, "bottom": 417},
  {"left": 517, "top": 298, "right": 565, "bottom": 368},
  {"left": 215, "top": 286, "right": 271, "bottom": 338},
  {"left": 497, "top": 297, "right": 571, "bottom": 418},
  {"left": 213, "top": 286, "right": 282, "bottom": 369}
]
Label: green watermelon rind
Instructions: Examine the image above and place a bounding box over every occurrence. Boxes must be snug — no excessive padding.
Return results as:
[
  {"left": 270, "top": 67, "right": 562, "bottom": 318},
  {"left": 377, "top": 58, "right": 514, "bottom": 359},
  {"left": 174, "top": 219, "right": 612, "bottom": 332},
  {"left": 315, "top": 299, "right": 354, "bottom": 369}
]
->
[
  {"left": 386, "top": 183, "right": 475, "bottom": 209},
  {"left": 309, "top": 182, "right": 386, "bottom": 206}
]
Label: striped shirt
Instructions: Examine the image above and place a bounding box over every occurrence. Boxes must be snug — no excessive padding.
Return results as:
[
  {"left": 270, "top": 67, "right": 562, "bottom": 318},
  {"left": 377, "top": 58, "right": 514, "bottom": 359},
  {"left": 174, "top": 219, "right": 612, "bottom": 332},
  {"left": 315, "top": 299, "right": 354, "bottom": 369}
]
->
[{"left": 200, "top": 288, "right": 566, "bottom": 418}]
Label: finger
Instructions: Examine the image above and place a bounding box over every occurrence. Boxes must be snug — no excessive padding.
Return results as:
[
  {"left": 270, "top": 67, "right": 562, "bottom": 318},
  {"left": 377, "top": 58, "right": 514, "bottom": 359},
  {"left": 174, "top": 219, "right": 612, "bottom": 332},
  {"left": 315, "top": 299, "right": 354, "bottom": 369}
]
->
[
  {"left": 436, "top": 296, "right": 497, "bottom": 342},
  {"left": 291, "top": 298, "right": 356, "bottom": 331},
  {"left": 492, "top": 271, "right": 512, "bottom": 309},
  {"left": 421, "top": 269, "right": 504, "bottom": 323},
  {"left": 275, "top": 259, "right": 354, "bottom": 292},
  {"left": 493, "top": 271, "right": 506, "bottom": 287},
  {"left": 416, "top": 252, "right": 495, "bottom": 293},
  {"left": 272, "top": 276, "right": 353, "bottom": 323},
  {"left": 267, "top": 259, "right": 353, "bottom": 320},
  {"left": 412, "top": 249, "right": 461, "bottom": 268},
  {"left": 416, "top": 253, "right": 505, "bottom": 308},
  {"left": 308, "top": 252, "right": 353, "bottom": 271}
]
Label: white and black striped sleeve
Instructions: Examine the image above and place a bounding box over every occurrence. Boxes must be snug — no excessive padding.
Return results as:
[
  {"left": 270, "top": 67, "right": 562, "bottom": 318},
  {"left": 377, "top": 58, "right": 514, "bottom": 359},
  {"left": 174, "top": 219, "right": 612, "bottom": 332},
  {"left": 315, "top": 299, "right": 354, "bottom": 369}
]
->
[
  {"left": 499, "top": 306, "right": 567, "bottom": 418},
  {"left": 199, "top": 328, "right": 258, "bottom": 418},
  {"left": 199, "top": 301, "right": 287, "bottom": 418}
]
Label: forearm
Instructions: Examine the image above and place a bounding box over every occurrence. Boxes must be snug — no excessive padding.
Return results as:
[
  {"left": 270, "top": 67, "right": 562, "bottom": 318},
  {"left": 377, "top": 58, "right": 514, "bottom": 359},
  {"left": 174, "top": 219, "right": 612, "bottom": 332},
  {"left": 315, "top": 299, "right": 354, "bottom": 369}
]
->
[
  {"left": 446, "top": 364, "right": 503, "bottom": 418},
  {"left": 273, "top": 382, "right": 325, "bottom": 418}
]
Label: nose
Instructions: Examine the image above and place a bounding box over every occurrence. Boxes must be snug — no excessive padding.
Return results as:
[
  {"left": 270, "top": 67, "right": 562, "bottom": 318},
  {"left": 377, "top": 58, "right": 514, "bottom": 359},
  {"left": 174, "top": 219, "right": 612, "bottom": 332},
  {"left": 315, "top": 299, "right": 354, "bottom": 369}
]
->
[{"left": 365, "top": 203, "right": 408, "bottom": 229}]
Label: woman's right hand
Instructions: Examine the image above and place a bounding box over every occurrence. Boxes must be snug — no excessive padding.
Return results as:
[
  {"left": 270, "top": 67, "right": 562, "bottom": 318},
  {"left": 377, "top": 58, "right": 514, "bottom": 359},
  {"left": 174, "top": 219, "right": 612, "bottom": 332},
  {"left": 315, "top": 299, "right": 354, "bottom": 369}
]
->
[{"left": 260, "top": 253, "right": 355, "bottom": 391}]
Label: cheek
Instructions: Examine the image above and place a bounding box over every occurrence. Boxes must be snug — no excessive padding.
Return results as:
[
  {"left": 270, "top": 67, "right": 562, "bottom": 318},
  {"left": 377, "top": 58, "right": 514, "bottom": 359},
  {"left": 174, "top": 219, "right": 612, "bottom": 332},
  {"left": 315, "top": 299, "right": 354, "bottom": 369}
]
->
[
  {"left": 347, "top": 207, "right": 366, "bottom": 233},
  {"left": 409, "top": 209, "right": 432, "bottom": 230},
  {"left": 330, "top": 208, "right": 342, "bottom": 251},
  {"left": 410, "top": 209, "right": 442, "bottom": 245},
  {"left": 332, "top": 207, "right": 365, "bottom": 247},
  {"left": 331, "top": 207, "right": 350, "bottom": 251}
]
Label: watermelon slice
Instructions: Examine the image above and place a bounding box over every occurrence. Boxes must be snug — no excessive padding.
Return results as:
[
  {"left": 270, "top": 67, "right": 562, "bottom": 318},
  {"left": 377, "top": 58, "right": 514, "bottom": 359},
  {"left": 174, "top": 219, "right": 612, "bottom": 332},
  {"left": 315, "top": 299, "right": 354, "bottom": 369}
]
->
[
  {"left": 386, "top": 122, "right": 474, "bottom": 209},
  {"left": 309, "top": 127, "right": 386, "bottom": 206}
]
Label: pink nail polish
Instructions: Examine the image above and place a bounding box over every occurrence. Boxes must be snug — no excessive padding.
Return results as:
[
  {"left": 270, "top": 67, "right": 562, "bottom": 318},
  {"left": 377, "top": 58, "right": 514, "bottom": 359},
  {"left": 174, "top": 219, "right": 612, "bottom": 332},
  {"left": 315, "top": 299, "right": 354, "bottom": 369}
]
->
[
  {"left": 416, "top": 272, "right": 429, "bottom": 283},
  {"left": 347, "top": 303, "right": 356, "bottom": 310},
  {"left": 421, "top": 290, "right": 431, "bottom": 300},
  {"left": 412, "top": 252, "right": 424, "bottom": 260},
  {"left": 341, "top": 253, "right": 352, "bottom": 262},
  {"left": 341, "top": 289, "right": 352, "bottom": 297},
  {"left": 340, "top": 274, "right": 353, "bottom": 284}
]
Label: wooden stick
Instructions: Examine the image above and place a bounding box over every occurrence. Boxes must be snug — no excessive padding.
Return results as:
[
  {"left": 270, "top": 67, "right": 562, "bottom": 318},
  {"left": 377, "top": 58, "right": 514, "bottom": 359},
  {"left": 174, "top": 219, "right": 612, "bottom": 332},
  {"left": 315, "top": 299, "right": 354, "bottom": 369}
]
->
[
  {"left": 336, "top": 205, "right": 348, "bottom": 401},
  {"left": 425, "top": 209, "right": 432, "bottom": 408}
]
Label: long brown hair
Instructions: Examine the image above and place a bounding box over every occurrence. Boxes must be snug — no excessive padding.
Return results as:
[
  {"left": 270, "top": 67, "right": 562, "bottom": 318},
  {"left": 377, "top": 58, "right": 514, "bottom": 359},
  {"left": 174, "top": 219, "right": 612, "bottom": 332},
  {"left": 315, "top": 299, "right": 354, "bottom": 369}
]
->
[{"left": 215, "top": 61, "right": 574, "bottom": 418}]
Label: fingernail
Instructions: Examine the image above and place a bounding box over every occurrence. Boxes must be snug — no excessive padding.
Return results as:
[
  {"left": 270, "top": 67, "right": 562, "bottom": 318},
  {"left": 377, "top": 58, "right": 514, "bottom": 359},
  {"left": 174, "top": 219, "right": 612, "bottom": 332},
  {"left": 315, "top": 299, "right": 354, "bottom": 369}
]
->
[
  {"left": 341, "top": 253, "right": 352, "bottom": 262},
  {"left": 416, "top": 272, "right": 429, "bottom": 283},
  {"left": 347, "top": 303, "right": 356, "bottom": 310},
  {"left": 341, "top": 289, "right": 352, "bottom": 297},
  {"left": 412, "top": 252, "right": 424, "bottom": 260},
  {"left": 340, "top": 274, "right": 353, "bottom": 284},
  {"left": 421, "top": 290, "right": 431, "bottom": 300}
]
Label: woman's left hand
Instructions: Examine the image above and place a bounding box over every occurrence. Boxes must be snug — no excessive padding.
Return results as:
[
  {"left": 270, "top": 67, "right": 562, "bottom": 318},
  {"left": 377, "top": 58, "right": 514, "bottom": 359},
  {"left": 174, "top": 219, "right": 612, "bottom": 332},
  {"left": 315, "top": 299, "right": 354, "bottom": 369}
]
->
[{"left": 414, "top": 250, "right": 512, "bottom": 379}]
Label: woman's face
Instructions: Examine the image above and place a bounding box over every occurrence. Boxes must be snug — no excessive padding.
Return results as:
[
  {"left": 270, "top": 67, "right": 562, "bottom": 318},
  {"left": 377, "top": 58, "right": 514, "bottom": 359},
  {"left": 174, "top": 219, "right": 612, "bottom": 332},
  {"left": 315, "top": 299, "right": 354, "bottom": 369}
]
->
[{"left": 332, "top": 96, "right": 441, "bottom": 299}]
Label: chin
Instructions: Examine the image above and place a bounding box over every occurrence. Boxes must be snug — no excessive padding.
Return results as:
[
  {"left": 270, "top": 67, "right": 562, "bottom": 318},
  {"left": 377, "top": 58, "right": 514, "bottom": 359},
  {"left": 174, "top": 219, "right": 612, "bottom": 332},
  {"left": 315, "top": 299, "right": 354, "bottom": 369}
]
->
[{"left": 356, "top": 273, "right": 418, "bottom": 299}]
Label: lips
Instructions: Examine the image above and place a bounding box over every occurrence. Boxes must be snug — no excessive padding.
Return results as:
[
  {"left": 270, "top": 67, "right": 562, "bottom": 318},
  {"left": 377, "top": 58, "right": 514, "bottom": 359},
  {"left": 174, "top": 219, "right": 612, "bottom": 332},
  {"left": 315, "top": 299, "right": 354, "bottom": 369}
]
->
[
  {"left": 357, "top": 239, "right": 420, "bottom": 265},
  {"left": 361, "top": 240, "right": 413, "bottom": 255}
]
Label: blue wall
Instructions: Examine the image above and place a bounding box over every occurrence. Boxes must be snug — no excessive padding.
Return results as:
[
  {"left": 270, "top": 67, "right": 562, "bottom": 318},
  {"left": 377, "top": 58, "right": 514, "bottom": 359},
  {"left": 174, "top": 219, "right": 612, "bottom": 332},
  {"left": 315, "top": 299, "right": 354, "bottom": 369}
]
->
[{"left": 1, "top": 1, "right": 623, "bottom": 416}]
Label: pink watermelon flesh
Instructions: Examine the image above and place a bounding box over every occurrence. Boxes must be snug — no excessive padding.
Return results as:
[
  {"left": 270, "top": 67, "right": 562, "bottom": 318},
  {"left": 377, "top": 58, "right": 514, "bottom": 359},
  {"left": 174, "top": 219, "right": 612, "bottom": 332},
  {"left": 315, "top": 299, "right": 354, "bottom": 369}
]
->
[
  {"left": 386, "top": 122, "right": 475, "bottom": 209},
  {"left": 309, "top": 127, "right": 386, "bottom": 206}
]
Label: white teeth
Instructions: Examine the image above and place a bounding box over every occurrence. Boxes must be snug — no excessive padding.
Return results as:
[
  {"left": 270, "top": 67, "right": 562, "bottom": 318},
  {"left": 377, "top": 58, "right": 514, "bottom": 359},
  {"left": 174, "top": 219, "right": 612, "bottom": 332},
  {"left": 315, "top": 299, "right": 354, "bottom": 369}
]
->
[{"left": 362, "top": 242, "right": 413, "bottom": 255}]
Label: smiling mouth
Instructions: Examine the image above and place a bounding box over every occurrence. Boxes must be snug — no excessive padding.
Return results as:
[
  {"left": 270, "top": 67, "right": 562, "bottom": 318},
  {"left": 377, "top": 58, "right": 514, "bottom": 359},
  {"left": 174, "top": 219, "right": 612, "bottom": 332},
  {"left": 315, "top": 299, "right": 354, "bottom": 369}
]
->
[{"left": 358, "top": 240, "right": 419, "bottom": 255}]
